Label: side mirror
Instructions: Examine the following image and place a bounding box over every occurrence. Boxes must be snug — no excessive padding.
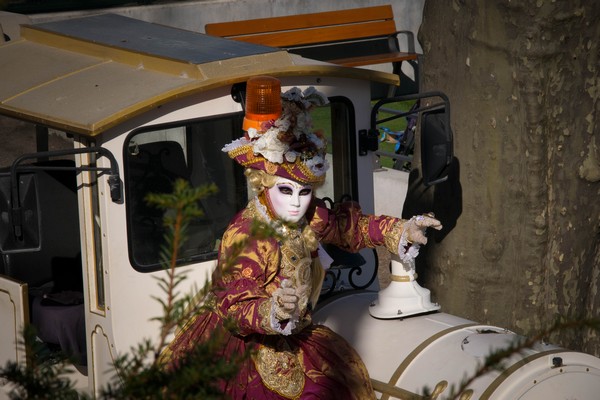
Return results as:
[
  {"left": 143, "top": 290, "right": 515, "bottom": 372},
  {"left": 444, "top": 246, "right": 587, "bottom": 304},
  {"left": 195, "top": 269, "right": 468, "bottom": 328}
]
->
[
  {"left": 421, "top": 107, "right": 453, "bottom": 186},
  {"left": 0, "top": 172, "right": 41, "bottom": 253}
]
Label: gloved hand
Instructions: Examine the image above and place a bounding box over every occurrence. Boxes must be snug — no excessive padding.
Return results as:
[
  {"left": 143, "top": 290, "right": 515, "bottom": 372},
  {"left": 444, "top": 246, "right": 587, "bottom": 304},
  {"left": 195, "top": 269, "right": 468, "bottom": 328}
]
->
[
  {"left": 403, "top": 213, "right": 442, "bottom": 245},
  {"left": 397, "top": 213, "right": 442, "bottom": 262},
  {"left": 272, "top": 280, "right": 309, "bottom": 320}
]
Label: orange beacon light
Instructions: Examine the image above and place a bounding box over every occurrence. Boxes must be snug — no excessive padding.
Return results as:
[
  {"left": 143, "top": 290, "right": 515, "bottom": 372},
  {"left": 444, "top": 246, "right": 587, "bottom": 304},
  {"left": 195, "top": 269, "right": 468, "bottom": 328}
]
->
[{"left": 243, "top": 76, "right": 282, "bottom": 131}]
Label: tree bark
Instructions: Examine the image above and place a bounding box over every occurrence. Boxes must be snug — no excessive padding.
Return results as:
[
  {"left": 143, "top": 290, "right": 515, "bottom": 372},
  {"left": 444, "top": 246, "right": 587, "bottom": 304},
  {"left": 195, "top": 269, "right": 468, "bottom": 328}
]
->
[{"left": 417, "top": 0, "right": 600, "bottom": 355}]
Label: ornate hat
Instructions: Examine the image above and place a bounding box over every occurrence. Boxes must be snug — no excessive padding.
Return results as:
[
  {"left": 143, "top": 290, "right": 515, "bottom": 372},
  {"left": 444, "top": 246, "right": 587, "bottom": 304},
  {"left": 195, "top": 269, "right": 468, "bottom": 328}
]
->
[{"left": 222, "top": 76, "right": 330, "bottom": 185}]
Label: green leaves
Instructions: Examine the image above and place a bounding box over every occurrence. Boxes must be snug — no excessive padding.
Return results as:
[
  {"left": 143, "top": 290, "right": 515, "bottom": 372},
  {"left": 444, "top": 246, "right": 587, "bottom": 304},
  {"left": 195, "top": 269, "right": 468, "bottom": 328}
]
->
[{"left": 0, "top": 325, "right": 80, "bottom": 400}]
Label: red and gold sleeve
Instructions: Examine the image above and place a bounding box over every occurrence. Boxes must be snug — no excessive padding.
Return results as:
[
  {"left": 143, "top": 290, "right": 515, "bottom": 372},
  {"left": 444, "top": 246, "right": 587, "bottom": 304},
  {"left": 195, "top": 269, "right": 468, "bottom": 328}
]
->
[
  {"left": 307, "top": 198, "right": 405, "bottom": 254},
  {"left": 212, "top": 220, "right": 281, "bottom": 336}
]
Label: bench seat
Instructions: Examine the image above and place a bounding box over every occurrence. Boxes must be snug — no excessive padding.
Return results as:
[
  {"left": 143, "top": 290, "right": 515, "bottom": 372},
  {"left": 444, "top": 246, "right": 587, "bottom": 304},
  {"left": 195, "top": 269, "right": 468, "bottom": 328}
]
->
[{"left": 205, "top": 5, "right": 421, "bottom": 98}]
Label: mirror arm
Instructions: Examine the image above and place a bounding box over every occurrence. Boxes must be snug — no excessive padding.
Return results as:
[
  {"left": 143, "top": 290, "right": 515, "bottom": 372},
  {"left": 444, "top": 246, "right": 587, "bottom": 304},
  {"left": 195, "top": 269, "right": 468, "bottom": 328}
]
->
[
  {"left": 371, "top": 91, "right": 450, "bottom": 128},
  {"left": 9, "top": 147, "right": 123, "bottom": 238}
]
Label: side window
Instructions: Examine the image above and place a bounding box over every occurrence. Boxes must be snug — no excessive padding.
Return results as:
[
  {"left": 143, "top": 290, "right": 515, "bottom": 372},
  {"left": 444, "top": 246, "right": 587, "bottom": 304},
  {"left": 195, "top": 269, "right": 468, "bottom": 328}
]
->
[
  {"left": 124, "top": 113, "right": 246, "bottom": 271},
  {"left": 312, "top": 98, "right": 356, "bottom": 202}
]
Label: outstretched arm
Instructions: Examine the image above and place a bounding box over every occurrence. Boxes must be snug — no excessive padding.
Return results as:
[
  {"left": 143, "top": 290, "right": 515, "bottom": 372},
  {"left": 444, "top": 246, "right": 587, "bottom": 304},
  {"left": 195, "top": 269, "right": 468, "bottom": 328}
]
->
[{"left": 307, "top": 198, "right": 442, "bottom": 256}]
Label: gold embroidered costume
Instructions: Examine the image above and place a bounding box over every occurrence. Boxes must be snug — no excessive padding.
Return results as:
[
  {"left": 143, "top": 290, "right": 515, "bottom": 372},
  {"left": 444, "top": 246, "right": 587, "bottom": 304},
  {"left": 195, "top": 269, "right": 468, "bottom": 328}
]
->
[
  {"left": 164, "top": 196, "right": 405, "bottom": 399},
  {"left": 162, "top": 78, "right": 426, "bottom": 399}
]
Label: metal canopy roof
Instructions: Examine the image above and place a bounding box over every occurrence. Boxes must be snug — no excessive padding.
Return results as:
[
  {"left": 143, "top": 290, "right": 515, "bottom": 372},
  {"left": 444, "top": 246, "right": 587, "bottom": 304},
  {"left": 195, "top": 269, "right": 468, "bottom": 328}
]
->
[
  {"left": 35, "top": 14, "right": 280, "bottom": 64},
  {"left": 0, "top": 14, "right": 399, "bottom": 137}
]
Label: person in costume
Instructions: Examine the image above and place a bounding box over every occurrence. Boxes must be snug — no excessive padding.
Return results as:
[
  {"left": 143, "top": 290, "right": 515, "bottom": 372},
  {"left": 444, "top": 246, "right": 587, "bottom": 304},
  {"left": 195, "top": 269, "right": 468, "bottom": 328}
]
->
[{"left": 163, "top": 77, "right": 441, "bottom": 399}]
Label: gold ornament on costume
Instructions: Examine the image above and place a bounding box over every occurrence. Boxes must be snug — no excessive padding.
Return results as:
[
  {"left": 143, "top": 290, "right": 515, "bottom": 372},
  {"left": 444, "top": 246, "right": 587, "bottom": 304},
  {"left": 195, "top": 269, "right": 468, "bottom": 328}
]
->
[{"left": 254, "top": 341, "right": 305, "bottom": 399}]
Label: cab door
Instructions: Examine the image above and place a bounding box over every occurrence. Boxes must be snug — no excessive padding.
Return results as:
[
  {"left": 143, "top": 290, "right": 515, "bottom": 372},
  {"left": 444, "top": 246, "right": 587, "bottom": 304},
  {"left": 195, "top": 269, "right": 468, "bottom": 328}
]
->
[{"left": 0, "top": 275, "right": 28, "bottom": 368}]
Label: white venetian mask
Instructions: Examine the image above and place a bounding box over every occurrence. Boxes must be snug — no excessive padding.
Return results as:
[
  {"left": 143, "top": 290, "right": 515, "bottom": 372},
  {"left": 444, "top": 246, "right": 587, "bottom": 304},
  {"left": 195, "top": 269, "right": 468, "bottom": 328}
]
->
[{"left": 266, "top": 177, "right": 313, "bottom": 223}]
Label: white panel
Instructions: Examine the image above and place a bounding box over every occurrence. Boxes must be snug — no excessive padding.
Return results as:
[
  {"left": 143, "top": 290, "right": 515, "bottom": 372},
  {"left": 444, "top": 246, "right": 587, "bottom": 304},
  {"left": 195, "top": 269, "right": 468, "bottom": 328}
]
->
[
  {"left": 373, "top": 167, "right": 409, "bottom": 218},
  {"left": 0, "top": 276, "right": 28, "bottom": 366},
  {"left": 91, "top": 325, "right": 118, "bottom": 397}
]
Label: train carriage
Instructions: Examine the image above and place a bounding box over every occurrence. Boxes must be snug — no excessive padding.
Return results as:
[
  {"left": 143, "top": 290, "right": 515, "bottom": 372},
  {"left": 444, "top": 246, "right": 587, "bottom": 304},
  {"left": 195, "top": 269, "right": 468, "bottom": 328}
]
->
[{"left": 0, "top": 12, "right": 598, "bottom": 399}]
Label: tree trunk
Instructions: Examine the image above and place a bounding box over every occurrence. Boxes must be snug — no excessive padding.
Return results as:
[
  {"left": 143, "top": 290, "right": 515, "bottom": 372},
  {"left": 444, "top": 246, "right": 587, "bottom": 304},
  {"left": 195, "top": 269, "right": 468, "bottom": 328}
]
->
[{"left": 417, "top": 0, "right": 600, "bottom": 355}]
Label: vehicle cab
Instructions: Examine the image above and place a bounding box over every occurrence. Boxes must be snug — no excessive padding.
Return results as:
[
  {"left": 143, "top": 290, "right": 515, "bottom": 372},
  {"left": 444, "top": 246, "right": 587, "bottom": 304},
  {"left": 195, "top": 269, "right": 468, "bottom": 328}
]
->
[{"left": 0, "top": 13, "right": 436, "bottom": 396}]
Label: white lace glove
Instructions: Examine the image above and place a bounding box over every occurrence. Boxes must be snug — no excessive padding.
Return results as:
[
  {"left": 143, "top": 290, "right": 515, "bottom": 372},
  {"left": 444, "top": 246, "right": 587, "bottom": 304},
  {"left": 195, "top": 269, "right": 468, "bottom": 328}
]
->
[
  {"left": 404, "top": 213, "right": 442, "bottom": 245},
  {"left": 398, "top": 213, "right": 442, "bottom": 262},
  {"left": 272, "top": 280, "right": 299, "bottom": 320},
  {"left": 270, "top": 280, "right": 309, "bottom": 335}
]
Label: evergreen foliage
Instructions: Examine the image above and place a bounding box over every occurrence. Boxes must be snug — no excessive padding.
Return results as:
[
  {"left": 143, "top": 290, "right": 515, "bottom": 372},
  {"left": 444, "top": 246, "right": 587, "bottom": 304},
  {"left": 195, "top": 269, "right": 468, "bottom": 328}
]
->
[
  {"left": 0, "top": 325, "right": 79, "bottom": 399},
  {"left": 0, "top": 179, "right": 256, "bottom": 399}
]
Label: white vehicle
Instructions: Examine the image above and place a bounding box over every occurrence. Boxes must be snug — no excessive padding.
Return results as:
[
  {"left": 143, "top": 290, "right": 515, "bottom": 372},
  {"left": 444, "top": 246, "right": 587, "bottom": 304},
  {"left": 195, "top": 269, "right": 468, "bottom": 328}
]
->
[{"left": 1, "top": 12, "right": 599, "bottom": 399}]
